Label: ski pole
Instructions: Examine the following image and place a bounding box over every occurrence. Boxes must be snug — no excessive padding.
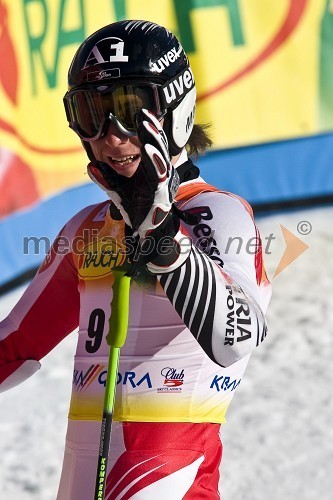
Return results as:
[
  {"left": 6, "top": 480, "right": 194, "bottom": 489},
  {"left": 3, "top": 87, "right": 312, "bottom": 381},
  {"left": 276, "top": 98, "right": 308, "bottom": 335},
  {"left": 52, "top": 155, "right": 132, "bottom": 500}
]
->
[{"left": 94, "top": 270, "right": 131, "bottom": 500}]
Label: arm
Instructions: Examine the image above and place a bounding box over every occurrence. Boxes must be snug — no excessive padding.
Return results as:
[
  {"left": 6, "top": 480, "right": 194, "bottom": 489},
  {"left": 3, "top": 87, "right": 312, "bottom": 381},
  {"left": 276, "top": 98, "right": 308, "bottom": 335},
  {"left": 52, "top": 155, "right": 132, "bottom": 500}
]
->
[
  {"left": 0, "top": 223, "right": 80, "bottom": 392},
  {"left": 90, "top": 110, "right": 270, "bottom": 366},
  {"left": 149, "top": 192, "right": 271, "bottom": 367}
]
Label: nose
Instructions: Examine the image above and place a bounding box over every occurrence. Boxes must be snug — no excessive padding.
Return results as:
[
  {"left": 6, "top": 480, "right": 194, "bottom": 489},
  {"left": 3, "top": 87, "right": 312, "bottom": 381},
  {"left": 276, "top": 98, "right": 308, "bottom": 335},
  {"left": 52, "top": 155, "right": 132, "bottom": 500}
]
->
[{"left": 104, "top": 120, "right": 130, "bottom": 147}]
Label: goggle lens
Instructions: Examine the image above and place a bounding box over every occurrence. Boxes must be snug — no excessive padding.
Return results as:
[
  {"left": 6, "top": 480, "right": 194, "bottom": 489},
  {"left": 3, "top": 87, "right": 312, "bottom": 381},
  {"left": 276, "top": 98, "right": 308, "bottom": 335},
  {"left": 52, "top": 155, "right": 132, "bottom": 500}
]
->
[{"left": 64, "top": 84, "right": 162, "bottom": 141}]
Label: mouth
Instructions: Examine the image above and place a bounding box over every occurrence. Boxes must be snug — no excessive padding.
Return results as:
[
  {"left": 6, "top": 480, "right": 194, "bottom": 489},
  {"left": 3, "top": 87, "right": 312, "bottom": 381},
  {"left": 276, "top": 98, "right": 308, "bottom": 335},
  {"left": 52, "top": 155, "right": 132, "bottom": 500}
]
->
[{"left": 109, "top": 154, "right": 140, "bottom": 166}]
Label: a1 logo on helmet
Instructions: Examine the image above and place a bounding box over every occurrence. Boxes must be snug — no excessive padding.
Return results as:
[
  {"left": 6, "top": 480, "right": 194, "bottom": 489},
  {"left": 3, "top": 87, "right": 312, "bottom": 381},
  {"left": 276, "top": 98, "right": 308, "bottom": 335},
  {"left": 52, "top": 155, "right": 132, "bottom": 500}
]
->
[{"left": 83, "top": 37, "right": 129, "bottom": 69}]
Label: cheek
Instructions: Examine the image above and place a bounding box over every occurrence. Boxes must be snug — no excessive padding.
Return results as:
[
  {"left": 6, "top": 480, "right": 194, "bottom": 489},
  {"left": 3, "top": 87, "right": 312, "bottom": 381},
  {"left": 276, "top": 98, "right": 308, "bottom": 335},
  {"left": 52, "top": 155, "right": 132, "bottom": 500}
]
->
[
  {"left": 89, "top": 141, "right": 103, "bottom": 161},
  {"left": 130, "top": 136, "right": 141, "bottom": 148}
]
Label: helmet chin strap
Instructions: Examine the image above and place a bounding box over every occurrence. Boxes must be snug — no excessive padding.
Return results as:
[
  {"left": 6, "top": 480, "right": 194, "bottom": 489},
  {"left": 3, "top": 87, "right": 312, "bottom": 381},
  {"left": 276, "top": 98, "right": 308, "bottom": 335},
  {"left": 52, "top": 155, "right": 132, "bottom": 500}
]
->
[{"left": 82, "top": 140, "right": 96, "bottom": 163}]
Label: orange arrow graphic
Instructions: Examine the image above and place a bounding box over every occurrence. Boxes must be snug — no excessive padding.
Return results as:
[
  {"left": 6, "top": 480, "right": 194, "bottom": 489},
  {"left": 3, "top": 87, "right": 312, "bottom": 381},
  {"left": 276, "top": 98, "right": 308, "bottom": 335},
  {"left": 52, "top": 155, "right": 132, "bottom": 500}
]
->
[{"left": 273, "top": 224, "right": 309, "bottom": 278}]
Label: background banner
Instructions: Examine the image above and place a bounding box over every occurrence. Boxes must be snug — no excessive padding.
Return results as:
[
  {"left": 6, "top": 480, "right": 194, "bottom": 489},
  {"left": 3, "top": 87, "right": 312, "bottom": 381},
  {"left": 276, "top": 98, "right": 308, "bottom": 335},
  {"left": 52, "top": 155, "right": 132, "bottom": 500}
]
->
[{"left": 0, "top": 0, "right": 333, "bottom": 287}]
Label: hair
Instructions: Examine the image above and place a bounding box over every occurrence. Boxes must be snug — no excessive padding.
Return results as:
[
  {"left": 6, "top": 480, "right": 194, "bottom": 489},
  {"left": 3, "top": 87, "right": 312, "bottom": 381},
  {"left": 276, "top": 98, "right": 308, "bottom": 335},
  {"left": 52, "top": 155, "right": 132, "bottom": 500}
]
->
[{"left": 186, "top": 123, "right": 213, "bottom": 159}]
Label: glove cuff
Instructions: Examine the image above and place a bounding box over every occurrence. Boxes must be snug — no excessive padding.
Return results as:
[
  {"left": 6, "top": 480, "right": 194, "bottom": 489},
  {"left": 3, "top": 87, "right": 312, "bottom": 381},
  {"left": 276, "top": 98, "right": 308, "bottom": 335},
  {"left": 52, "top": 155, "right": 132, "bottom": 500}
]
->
[
  {"left": 146, "top": 229, "right": 192, "bottom": 273},
  {"left": 143, "top": 210, "right": 192, "bottom": 273},
  {"left": 125, "top": 211, "right": 191, "bottom": 275}
]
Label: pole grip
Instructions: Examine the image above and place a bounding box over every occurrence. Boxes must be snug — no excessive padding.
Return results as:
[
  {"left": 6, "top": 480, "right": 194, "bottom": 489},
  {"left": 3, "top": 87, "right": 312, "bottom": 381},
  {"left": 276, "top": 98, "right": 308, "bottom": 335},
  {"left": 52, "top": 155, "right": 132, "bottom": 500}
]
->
[{"left": 106, "top": 270, "right": 131, "bottom": 347}]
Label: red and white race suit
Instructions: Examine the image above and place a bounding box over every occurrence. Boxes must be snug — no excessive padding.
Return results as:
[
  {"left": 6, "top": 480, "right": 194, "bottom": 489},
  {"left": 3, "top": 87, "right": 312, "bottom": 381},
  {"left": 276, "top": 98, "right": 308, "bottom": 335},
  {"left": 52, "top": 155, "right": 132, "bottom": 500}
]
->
[{"left": 0, "top": 157, "right": 271, "bottom": 499}]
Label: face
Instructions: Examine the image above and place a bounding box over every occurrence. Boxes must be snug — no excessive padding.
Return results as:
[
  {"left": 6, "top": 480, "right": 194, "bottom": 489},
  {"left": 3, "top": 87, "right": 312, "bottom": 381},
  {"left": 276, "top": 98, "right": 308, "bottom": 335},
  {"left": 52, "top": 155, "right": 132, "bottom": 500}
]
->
[
  {"left": 89, "top": 119, "right": 180, "bottom": 178},
  {"left": 89, "top": 121, "right": 142, "bottom": 178}
]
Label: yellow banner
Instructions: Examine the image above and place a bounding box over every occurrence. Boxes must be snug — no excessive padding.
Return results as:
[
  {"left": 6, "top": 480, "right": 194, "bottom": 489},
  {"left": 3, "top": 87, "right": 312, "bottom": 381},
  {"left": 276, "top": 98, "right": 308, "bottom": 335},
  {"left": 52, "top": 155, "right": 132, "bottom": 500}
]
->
[{"left": 0, "top": 0, "right": 332, "bottom": 217}]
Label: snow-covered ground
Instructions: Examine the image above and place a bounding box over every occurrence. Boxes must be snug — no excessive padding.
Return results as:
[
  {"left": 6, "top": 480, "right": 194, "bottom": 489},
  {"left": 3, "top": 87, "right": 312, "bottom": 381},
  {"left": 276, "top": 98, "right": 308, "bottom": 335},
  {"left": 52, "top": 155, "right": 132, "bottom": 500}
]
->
[{"left": 1, "top": 205, "right": 332, "bottom": 499}]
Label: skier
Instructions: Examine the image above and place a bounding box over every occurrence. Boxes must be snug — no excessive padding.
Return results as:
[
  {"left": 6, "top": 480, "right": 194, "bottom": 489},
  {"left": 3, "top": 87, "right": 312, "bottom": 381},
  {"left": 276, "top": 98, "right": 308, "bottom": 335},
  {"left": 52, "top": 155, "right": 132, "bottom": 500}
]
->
[{"left": 0, "top": 20, "right": 271, "bottom": 499}]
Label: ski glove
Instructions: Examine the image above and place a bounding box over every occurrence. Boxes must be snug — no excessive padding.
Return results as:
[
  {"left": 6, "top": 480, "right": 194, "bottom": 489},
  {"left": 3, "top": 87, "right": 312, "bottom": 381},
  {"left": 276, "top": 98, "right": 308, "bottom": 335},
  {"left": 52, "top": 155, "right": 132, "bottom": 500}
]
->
[
  {"left": 88, "top": 109, "right": 191, "bottom": 273},
  {"left": 90, "top": 109, "right": 179, "bottom": 237}
]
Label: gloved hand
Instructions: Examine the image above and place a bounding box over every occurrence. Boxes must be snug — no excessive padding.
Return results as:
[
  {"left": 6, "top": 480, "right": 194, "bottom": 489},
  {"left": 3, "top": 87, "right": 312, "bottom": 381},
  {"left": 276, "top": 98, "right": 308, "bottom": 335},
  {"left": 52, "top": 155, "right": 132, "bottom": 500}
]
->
[
  {"left": 88, "top": 109, "right": 191, "bottom": 273},
  {"left": 135, "top": 109, "right": 181, "bottom": 240},
  {"left": 89, "top": 109, "right": 180, "bottom": 239}
]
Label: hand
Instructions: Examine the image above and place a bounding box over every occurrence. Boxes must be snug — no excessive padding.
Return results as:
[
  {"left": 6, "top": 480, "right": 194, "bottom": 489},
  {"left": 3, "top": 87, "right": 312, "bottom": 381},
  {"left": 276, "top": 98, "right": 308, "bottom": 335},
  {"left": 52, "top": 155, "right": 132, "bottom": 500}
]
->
[
  {"left": 88, "top": 109, "right": 190, "bottom": 273},
  {"left": 133, "top": 109, "right": 180, "bottom": 239},
  {"left": 88, "top": 109, "right": 179, "bottom": 238}
]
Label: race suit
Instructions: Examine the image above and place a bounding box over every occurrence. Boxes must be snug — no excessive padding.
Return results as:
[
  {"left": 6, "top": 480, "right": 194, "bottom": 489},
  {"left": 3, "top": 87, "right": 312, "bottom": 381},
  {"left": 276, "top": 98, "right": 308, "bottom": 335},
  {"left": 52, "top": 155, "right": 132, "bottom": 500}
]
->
[{"left": 0, "top": 154, "right": 271, "bottom": 499}]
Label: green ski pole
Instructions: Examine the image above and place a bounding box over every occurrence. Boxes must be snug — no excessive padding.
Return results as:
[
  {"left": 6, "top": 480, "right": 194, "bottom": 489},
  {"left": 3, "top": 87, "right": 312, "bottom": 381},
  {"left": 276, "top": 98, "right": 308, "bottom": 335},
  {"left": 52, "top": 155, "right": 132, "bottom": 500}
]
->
[{"left": 94, "top": 270, "right": 131, "bottom": 500}]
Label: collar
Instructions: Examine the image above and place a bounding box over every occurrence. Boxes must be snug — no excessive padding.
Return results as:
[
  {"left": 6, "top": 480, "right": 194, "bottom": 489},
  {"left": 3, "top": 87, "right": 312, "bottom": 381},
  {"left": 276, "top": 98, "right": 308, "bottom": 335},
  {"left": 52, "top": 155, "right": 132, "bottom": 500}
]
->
[
  {"left": 174, "top": 148, "right": 188, "bottom": 168},
  {"left": 174, "top": 150, "right": 200, "bottom": 184}
]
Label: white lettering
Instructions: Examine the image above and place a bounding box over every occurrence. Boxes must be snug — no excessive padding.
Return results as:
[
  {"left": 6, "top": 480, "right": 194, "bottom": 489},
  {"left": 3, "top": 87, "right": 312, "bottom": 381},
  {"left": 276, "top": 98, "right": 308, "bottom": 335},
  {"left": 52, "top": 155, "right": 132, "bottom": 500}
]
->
[
  {"left": 168, "top": 49, "right": 175, "bottom": 62},
  {"left": 83, "top": 38, "right": 128, "bottom": 68},
  {"left": 161, "top": 54, "right": 170, "bottom": 68},
  {"left": 173, "top": 77, "right": 184, "bottom": 96},
  {"left": 109, "top": 39, "right": 128, "bottom": 62},
  {"left": 162, "top": 69, "right": 194, "bottom": 105},
  {"left": 183, "top": 70, "right": 193, "bottom": 88},
  {"left": 163, "top": 84, "right": 176, "bottom": 104},
  {"left": 84, "top": 46, "right": 105, "bottom": 68},
  {"left": 152, "top": 46, "right": 182, "bottom": 73}
]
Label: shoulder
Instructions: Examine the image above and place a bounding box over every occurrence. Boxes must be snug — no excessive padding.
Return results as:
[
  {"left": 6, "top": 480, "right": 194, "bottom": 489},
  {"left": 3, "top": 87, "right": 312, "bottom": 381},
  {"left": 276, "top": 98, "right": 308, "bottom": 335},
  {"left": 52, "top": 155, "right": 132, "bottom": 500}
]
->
[
  {"left": 60, "top": 200, "right": 110, "bottom": 238},
  {"left": 178, "top": 179, "right": 254, "bottom": 221}
]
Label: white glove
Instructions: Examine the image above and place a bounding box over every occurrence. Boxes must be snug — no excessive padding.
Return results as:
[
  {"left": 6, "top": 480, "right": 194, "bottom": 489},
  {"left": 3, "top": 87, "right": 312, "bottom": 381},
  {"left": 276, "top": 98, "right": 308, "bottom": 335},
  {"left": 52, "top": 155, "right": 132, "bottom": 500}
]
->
[
  {"left": 88, "top": 109, "right": 190, "bottom": 273},
  {"left": 133, "top": 109, "right": 180, "bottom": 239}
]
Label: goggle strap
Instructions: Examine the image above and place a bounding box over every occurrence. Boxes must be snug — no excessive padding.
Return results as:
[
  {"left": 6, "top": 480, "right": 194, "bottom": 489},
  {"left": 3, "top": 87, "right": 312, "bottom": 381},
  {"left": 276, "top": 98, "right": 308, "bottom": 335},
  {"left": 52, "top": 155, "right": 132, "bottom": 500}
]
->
[{"left": 160, "top": 67, "right": 195, "bottom": 109}]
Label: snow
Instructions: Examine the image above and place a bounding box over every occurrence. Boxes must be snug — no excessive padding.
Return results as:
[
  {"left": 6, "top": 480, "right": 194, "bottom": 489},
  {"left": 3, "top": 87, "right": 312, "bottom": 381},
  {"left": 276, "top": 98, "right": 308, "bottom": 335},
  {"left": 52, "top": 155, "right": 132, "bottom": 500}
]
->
[{"left": 1, "top": 205, "right": 333, "bottom": 499}]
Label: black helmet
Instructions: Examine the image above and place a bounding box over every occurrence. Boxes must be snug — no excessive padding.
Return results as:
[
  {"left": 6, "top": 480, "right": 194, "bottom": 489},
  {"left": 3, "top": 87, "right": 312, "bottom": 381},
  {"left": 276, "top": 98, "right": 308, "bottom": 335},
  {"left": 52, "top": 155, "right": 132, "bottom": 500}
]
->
[{"left": 63, "top": 20, "right": 196, "bottom": 158}]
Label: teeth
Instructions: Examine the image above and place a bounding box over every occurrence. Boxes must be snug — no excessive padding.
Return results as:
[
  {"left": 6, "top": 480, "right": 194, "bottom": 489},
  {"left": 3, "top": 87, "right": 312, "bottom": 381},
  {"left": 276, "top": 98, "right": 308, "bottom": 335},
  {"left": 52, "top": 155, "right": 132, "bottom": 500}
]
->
[{"left": 111, "top": 155, "right": 137, "bottom": 165}]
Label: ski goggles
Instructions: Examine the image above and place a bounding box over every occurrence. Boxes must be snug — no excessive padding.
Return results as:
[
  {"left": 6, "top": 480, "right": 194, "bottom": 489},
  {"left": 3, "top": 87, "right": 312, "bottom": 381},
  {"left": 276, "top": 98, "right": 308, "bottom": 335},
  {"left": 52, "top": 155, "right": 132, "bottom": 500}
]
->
[{"left": 63, "top": 82, "right": 165, "bottom": 141}]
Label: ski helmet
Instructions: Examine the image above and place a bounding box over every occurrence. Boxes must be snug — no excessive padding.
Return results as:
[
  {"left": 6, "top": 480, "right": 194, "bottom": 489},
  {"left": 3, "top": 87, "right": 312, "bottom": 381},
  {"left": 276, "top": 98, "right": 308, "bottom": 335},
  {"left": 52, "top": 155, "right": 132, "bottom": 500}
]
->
[{"left": 63, "top": 20, "right": 196, "bottom": 158}]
